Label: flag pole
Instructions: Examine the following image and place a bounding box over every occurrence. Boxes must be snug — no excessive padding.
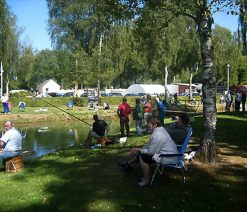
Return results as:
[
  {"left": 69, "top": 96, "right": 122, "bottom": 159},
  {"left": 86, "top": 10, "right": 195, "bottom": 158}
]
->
[{"left": 0, "top": 62, "right": 3, "bottom": 97}]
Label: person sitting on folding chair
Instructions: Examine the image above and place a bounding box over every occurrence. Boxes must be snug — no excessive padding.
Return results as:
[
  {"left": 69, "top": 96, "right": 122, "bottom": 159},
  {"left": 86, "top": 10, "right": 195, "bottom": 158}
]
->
[
  {"left": 18, "top": 101, "right": 26, "bottom": 111},
  {"left": 84, "top": 114, "right": 107, "bottom": 147},
  {"left": 165, "top": 113, "right": 190, "bottom": 145},
  {"left": 118, "top": 116, "right": 178, "bottom": 187}
]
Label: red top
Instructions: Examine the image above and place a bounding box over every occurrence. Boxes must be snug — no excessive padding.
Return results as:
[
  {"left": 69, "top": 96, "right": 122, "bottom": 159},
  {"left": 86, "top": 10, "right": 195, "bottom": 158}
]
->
[
  {"left": 117, "top": 102, "right": 132, "bottom": 117},
  {"left": 144, "top": 100, "right": 152, "bottom": 113}
]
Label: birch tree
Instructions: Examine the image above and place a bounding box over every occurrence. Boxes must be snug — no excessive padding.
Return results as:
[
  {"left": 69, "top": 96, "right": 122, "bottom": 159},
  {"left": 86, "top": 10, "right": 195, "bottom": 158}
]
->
[{"left": 135, "top": 0, "right": 241, "bottom": 162}]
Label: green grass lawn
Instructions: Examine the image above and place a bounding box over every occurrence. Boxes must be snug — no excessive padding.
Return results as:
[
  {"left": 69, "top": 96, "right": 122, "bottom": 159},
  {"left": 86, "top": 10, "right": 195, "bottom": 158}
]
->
[{"left": 0, "top": 113, "right": 246, "bottom": 211}]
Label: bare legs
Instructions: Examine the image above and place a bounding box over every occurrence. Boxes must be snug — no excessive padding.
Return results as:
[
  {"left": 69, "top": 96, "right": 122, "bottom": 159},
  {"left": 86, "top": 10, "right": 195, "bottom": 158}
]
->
[
  {"left": 138, "top": 156, "right": 150, "bottom": 186},
  {"left": 85, "top": 130, "right": 92, "bottom": 147}
]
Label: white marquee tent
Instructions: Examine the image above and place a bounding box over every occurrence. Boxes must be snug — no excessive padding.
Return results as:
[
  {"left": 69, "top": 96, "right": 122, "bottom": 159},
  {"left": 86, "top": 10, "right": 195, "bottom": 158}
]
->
[{"left": 125, "top": 84, "right": 165, "bottom": 96}]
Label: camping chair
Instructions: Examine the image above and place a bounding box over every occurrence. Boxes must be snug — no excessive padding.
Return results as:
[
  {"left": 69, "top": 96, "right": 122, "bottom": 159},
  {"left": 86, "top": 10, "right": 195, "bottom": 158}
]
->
[
  {"left": 150, "top": 127, "right": 193, "bottom": 185},
  {"left": 18, "top": 102, "right": 27, "bottom": 112},
  {"left": 67, "top": 101, "right": 74, "bottom": 109}
]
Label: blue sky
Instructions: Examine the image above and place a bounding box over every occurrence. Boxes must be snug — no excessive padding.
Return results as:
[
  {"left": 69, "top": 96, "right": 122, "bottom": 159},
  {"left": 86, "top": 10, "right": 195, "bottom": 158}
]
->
[{"left": 7, "top": 0, "right": 239, "bottom": 51}]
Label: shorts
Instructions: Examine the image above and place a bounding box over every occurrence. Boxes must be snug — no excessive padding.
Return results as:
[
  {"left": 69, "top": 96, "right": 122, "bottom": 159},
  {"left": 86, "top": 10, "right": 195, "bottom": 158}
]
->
[
  {"left": 140, "top": 153, "right": 155, "bottom": 164},
  {"left": 90, "top": 131, "right": 101, "bottom": 138}
]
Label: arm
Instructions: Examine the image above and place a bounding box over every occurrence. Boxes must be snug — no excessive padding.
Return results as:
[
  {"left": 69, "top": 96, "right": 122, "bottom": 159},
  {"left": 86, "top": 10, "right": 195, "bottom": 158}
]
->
[
  {"left": 117, "top": 105, "right": 122, "bottom": 118},
  {"left": 0, "top": 140, "right": 4, "bottom": 151}
]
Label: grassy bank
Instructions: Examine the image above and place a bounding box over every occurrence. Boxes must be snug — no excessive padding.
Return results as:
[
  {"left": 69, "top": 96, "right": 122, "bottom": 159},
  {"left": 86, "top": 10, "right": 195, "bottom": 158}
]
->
[{"left": 0, "top": 113, "right": 246, "bottom": 211}]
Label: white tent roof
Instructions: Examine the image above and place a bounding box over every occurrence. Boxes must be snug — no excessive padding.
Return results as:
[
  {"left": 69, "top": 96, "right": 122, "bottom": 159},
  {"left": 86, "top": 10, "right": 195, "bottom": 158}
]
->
[{"left": 125, "top": 84, "right": 165, "bottom": 96}]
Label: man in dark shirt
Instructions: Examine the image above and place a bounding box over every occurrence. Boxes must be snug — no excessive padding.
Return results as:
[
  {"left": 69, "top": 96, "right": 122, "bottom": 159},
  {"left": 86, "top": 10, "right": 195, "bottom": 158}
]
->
[
  {"left": 85, "top": 114, "right": 107, "bottom": 147},
  {"left": 165, "top": 113, "right": 190, "bottom": 145}
]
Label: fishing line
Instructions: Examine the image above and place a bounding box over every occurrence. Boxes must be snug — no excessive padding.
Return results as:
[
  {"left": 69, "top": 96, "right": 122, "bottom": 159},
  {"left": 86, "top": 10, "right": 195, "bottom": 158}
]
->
[{"left": 34, "top": 97, "right": 92, "bottom": 126}]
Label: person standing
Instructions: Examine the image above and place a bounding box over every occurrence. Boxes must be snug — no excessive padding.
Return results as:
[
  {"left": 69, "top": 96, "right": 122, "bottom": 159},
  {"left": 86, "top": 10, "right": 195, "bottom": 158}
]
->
[
  {"left": 117, "top": 97, "right": 132, "bottom": 137},
  {"left": 174, "top": 93, "right": 178, "bottom": 105},
  {"left": 0, "top": 120, "right": 22, "bottom": 168},
  {"left": 1, "top": 93, "right": 10, "bottom": 114},
  {"left": 220, "top": 95, "right": 224, "bottom": 104},
  {"left": 241, "top": 92, "right": 246, "bottom": 112},
  {"left": 155, "top": 97, "right": 166, "bottom": 127},
  {"left": 143, "top": 94, "right": 152, "bottom": 133},
  {"left": 133, "top": 98, "right": 144, "bottom": 136},
  {"left": 225, "top": 91, "right": 232, "bottom": 112},
  {"left": 235, "top": 92, "right": 242, "bottom": 112}
]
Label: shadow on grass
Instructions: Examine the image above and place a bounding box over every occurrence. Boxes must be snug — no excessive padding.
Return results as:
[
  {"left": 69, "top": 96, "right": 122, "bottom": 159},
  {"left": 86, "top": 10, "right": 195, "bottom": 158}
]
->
[
  {"left": 190, "top": 113, "right": 247, "bottom": 160},
  {"left": 1, "top": 113, "right": 246, "bottom": 211},
  {"left": 1, "top": 142, "right": 246, "bottom": 212}
]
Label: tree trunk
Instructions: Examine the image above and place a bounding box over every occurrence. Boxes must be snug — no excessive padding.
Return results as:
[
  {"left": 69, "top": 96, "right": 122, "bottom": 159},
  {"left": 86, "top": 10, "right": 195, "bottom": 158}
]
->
[
  {"left": 189, "top": 71, "right": 192, "bottom": 101},
  {"left": 198, "top": 8, "right": 217, "bottom": 162},
  {"left": 73, "top": 58, "right": 79, "bottom": 97},
  {"left": 164, "top": 65, "right": 169, "bottom": 100}
]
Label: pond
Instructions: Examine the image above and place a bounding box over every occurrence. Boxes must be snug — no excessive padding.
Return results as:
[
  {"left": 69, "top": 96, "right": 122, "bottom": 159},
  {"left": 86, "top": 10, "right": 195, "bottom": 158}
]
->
[{"left": 8, "top": 119, "right": 134, "bottom": 160}]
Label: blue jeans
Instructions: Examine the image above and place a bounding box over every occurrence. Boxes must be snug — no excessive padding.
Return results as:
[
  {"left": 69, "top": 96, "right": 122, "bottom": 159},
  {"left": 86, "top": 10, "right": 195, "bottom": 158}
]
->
[
  {"left": 0, "top": 151, "right": 21, "bottom": 166},
  {"left": 2, "top": 102, "right": 9, "bottom": 114},
  {"left": 136, "top": 119, "right": 143, "bottom": 135}
]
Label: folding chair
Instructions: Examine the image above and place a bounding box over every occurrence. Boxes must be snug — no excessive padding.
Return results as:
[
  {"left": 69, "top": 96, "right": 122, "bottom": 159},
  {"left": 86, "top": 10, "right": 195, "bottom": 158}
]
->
[
  {"left": 18, "top": 102, "right": 27, "bottom": 112},
  {"left": 67, "top": 101, "right": 74, "bottom": 109},
  {"left": 150, "top": 127, "right": 193, "bottom": 185}
]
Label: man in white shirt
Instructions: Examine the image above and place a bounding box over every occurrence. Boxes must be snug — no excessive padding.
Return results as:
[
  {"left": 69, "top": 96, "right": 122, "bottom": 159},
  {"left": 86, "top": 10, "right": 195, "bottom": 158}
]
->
[
  {"left": 1, "top": 93, "right": 10, "bottom": 114},
  {"left": 0, "top": 120, "right": 22, "bottom": 168}
]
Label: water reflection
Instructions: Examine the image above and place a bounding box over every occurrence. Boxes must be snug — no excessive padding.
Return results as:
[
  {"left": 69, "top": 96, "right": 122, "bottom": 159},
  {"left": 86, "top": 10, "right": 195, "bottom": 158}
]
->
[
  {"left": 14, "top": 120, "right": 124, "bottom": 159},
  {"left": 18, "top": 122, "right": 90, "bottom": 159}
]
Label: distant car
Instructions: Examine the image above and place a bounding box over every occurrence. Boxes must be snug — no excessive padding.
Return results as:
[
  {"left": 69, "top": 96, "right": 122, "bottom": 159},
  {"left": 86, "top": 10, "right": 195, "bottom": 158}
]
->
[
  {"left": 181, "top": 92, "right": 201, "bottom": 97},
  {"left": 36, "top": 94, "right": 51, "bottom": 98},
  {"left": 189, "top": 92, "right": 201, "bottom": 97},
  {"left": 88, "top": 96, "right": 97, "bottom": 102},
  {"left": 81, "top": 93, "right": 88, "bottom": 97},
  {"left": 109, "top": 93, "right": 123, "bottom": 96},
  {"left": 63, "top": 92, "right": 74, "bottom": 97},
  {"left": 101, "top": 93, "right": 110, "bottom": 96},
  {"left": 179, "top": 92, "right": 189, "bottom": 96},
  {"left": 47, "top": 92, "right": 63, "bottom": 97}
]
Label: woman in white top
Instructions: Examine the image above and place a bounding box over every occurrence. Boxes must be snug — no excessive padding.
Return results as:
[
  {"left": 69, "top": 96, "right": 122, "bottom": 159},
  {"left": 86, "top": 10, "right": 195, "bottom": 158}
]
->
[{"left": 119, "top": 116, "right": 178, "bottom": 187}]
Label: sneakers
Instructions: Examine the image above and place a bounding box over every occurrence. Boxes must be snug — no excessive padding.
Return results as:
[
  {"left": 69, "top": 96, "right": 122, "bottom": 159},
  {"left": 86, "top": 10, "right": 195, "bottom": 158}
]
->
[
  {"left": 118, "top": 162, "right": 133, "bottom": 172},
  {"left": 138, "top": 180, "right": 150, "bottom": 187}
]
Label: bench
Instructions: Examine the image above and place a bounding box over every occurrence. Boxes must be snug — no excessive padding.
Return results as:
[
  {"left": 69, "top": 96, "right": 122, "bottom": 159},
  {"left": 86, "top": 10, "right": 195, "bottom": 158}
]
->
[{"left": 4, "top": 156, "right": 24, "bottom": 173}]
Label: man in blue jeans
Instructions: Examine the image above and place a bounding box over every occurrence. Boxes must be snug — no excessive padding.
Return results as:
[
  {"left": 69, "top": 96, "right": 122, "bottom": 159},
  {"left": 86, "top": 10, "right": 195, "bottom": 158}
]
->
[
  {"left": 0, "top": 120, "right": 22, "bottom": 170},
  {"left": 1, "top": 93, "right": 10, "bottom": 114}
]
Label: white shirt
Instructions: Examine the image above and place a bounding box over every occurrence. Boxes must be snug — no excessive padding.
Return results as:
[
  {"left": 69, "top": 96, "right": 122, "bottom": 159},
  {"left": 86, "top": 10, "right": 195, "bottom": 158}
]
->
[
  {"left": 0, "top": 127, "right": 22, "bottom": 151},
  {"left": 1, "top": 95, "right": 8, "bottom": 103}
]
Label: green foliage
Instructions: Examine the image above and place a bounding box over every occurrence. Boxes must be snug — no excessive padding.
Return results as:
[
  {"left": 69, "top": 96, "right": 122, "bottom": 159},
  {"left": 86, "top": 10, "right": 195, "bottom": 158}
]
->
[
  {"left": 10, "top": 91, "right": 30, "bottom": 98},
  {"left": 213, "top": 25, "right": 241, "bottom": 86},
  {"left": 2, "top": 0, "right": 244, "bottom": 93},
  {"left": 0, "top": 0, "right": 20, "bottom": 92},
  {"left": 237, "top": 55, "right": 247, "bottom": 84},
  {"left": 0, "top": 113, "right": 246, "bottom": 211}
]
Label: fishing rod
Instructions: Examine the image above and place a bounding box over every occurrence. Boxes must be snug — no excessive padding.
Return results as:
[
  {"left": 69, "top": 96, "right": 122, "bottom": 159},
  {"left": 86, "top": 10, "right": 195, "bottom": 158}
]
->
[{"left": 34, "top": 98, "right": 92, "bottom": 126}]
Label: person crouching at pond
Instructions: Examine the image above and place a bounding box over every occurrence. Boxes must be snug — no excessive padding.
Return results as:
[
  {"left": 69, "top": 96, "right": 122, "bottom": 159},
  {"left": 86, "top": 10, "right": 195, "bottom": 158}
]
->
[
  {"left": 133, "top": 98, "right": 144, "bottom": 136},
  {"left": 85, "top": 114, "right": 107, "bottom": 147},
  {"left": 118, "top": 116, "right": 178, "bottom": 187},
  {"left": 0, "top": 120, "right": 22, "bottom": 169},
  {"left": 117, "top": 97, "right": 132, "bottom": 137}
]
